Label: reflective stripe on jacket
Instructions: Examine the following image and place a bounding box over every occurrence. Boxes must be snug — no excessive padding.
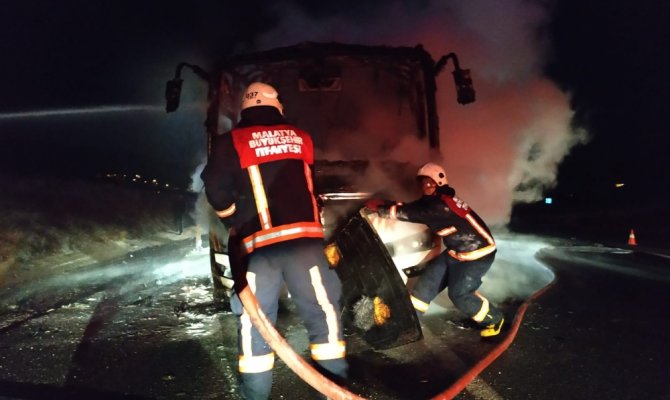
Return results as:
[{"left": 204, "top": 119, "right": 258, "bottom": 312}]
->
[
  {"left": 201, "top": 107, "right": 324, "bottom": 255},
  {"left": 379, "top": 192, "right": 495, "bottom": 261}
]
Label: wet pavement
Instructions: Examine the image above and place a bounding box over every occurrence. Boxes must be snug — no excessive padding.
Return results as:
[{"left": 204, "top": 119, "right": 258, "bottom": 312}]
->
[
  {"left": 470, "top": 245, "right": 670, "bottom": 400},
  {"left": 0, "top": 234, "right": 667, "bottom": 399}
]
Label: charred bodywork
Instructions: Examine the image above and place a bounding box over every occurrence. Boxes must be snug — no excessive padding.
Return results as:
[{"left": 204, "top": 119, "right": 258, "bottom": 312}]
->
[{"left": 166, "top": 41, "right": 474, "bottom": 348}]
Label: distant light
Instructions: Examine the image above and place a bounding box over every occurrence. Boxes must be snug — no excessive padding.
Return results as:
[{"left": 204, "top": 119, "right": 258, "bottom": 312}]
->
[
  {"left": 615, "top": 183, "right": 625, "bottom": 188},
  {"left": 544, "top": 197, "right": 553, "bottom": 205}
]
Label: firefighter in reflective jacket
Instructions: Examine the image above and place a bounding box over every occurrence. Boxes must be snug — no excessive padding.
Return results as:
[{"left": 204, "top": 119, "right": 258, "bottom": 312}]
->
[
  {"left": 366, "top": 162, "right": 504, "bottom": 337},
  {"left": 201, "top": 82, "right": 347, "bottom": 399}
]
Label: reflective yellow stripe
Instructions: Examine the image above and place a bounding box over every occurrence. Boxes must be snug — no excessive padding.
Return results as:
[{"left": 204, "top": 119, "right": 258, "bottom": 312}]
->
[
  {"left": 437, "top": 226, "right": 457, "bottom": 236},
  {"left": 238, "top": 273, "right": 276, "bottom": 373},
  {"left": 216, "top": 203, "right": 236, "bottom": 218},
  {"left": 472, "top": 292, "right": 490, "bottom": 323},
  {"left": 411, "top": 295, "right": 429, "bottom": 313},
  {"left": 248, "top": 165, "right": 272, "bottom": 230},
  {"left": 310, "top": 341, "right": 346, "bottom": 361},
  {"left": 447, "top": 213, "right": 496, "bottom": 261},
  {"left": 466, "top": 214, "right": 495, "bottom": 245},
  {"left": 309, "top": 266, "right": 341, "bottom": 345},
  {"left": 448, "top": 244, "right": 496, "bottom": 261},
  {"left": 242, "top": 222, "right": 324, "bottom": 253},
  {"left": 239, "top": 353, "right": 275, "bottom": 373},
  {"left": 240, "top": 272, "right": 257, "bottom": 357}
]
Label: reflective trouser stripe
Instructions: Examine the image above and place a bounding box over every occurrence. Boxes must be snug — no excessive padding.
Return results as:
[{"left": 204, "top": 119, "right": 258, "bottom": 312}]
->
[
  {"left": 411, "top": 295, "right": 430, "bottom": 313},
  {"left": 239, "top": 272, "right": 275, "bottom": 373},
  {"left": 240, "top": 272, "right": 257, "bottom": 357},
  {"left": 309, "top": 266, "right": 342, "bottom": 346},
  {"left": 472, "top": 291, "right": 490, "bottom": 323},
  {"left": 310, "top": 341, "right": 346, "bottom": 361},
  {"left": 248, "top": 165, "right": 272, "bottom": 230},
  {"left": 239, "top": 353, "right": 275, "bottom": 373}
]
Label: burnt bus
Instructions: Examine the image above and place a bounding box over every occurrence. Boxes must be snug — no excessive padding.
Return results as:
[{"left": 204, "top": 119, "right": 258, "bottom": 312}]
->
[{"left": 165, "top": 41, "right": 475, "bottom": 348}]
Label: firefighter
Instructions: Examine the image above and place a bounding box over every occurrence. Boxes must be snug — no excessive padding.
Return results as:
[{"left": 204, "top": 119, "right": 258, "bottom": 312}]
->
[
  {"left": 365, "top": 162, "right": 504, "bottom": 337},
  {"left": 201, "top": 82, "right": 347, "bottom": 399}
]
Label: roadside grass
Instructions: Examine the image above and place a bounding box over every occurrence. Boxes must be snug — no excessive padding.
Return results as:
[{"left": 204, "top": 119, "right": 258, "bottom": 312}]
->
[{"left": 0, "top": 173, "right": 178, "bottom": 276}]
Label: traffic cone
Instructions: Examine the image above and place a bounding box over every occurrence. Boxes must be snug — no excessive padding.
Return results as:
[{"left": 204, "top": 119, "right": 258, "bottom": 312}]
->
[{"left": 627, "top": 229, "right": 637, "bottom": 246}]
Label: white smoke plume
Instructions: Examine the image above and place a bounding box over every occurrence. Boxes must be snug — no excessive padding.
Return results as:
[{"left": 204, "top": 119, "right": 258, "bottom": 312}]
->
[{"left": 250, "top": 0, "right": 587, "bottom": 225}]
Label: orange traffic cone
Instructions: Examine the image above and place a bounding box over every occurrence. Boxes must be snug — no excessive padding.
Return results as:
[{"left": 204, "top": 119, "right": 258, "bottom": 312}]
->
[{"left": 627, "top": 229, "right": 637, "bottom": 246}]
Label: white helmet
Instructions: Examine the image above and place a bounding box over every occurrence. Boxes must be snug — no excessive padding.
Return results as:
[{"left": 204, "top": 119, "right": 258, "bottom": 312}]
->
[
  {"left": 241, "top": 82, "right": 283, "bottom": 114},
  {"left": 417, "top": 162, "right": 448, "bottom": 186}
]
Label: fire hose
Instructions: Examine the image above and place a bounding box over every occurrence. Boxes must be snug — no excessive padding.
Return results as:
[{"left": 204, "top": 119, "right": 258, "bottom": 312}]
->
[
  {"left": 238, "top": 273, "right": 555, "bottom": 400},
  {"left": 237, "top": 285, "right": 365, "bottom": 400}
]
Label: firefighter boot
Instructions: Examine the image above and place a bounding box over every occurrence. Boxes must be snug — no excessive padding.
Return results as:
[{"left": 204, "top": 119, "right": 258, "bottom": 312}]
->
[{"left": 480, "top": 317, "right": 504, "bottom": 338}]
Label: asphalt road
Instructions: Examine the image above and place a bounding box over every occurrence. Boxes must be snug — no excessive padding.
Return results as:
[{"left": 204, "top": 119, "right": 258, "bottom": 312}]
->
[
  {"left": 470, "top": 246, "right": 670, "bottom": 400},
  {"left": 0, "top": 237, "right": 667, "bottom": 399}
]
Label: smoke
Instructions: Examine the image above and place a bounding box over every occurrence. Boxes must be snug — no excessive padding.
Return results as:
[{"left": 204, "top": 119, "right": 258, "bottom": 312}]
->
[
  {"left": 248, "top": 0, "right": 587, "bottom": 225},
  {"left": 427, "top": 233, "right": 556, "bottom": 309},
  {"left": 188, "top": 162, "right": 214, "bottom": 233},
  {"left": 478, "top": 234, "right": 555, "bottom": 303},
  {"left": 188, "top": 161, "right": 232, "bottom": 249}
]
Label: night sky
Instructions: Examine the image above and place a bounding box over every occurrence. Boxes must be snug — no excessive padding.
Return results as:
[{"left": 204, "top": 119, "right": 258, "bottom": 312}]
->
[
  {"left": 1, "top": 0, "right": 669, "bottom": 209},
  {"left": 545, "top": 0, "right": 670, "bottom": 202}
]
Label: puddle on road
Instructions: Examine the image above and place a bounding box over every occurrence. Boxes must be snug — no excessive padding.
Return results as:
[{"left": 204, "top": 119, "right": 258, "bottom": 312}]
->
[{"left": 171, "top": 280, "right": 230, "bottom": 339}]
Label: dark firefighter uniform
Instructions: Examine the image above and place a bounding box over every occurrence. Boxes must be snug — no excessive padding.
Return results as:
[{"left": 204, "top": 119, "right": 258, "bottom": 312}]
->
[
  {"left": 375, "top": 184, "right": 504, "bottom": 337},
  {"left": 201, "top": 87, "right": 347, "bottom": 399}
]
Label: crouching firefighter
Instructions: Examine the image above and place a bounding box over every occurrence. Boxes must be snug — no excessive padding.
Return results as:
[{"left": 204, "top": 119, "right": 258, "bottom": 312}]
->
[
  {"left": 365, "top": 162, "right": 504, "bottom": 337},
  {"left": 201, "top": 82, "right": 348, "bottom": 399}
]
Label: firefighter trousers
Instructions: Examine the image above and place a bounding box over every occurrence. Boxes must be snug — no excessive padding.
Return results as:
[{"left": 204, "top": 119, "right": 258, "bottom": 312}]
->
[
  {"left": 411, "top": 251, "right": 501, "bottom": 326},
  {"left": 230, "top": 238, "right": 348, "bottom": 400}
]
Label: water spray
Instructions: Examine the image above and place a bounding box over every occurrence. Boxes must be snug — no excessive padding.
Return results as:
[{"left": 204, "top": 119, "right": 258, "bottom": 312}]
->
[{"left": 0, "top": 105, "right": 163, "bottom": 120}]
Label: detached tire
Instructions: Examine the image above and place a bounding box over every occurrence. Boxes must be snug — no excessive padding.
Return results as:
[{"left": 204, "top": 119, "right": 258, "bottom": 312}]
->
[{"left": 331, "top": 210, "right": 422, "bottom": 349}]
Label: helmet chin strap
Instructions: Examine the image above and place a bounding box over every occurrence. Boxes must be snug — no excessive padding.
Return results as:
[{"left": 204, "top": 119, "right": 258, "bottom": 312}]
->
[{"left": 437, "top": 184, "right": 456, "bottom": 196}]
